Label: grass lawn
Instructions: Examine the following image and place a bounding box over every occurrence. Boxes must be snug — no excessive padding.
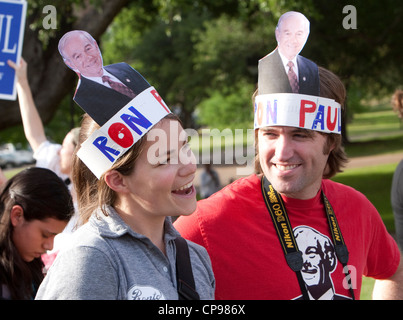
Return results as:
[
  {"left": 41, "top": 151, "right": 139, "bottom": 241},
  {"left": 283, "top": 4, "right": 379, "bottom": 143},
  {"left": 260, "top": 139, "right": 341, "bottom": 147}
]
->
[
  {"left": 332, "top": 163, "right": 399, "bottom": 300},
  {"left": 3, "top": 167, "right": 24, "bottom": 180},
  {"left": 332, "top": 162, "right": 398, "bottom": 232},
  {"left": 332, "top": 110, "right": 403, "bottom": 300},
  {"left": 360, "top": 277, "right": 375, "bottom": 300},
  {"left": 347, "top": 110, "right": 403, "bottom": 142}
]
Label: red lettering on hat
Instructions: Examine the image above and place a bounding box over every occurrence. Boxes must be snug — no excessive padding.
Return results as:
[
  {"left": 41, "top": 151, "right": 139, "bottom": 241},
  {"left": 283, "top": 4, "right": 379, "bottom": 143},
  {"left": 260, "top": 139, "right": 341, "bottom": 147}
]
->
[
  {"left": 150, "top": 89, "right": 170, "bottom": 113},
  {"left": 326, "top": 106, "right": 338, "bottom": 132},
  {"left": 300, "top": 100, "right": 316, "bottom": 127},
  {"left": 108, "top": 122, "right": 134, "bottom": 148}
]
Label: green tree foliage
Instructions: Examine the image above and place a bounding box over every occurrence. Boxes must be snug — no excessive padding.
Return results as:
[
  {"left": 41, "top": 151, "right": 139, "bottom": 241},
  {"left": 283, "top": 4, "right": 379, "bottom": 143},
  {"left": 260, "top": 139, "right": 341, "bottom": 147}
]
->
[
  {"left": 102, "top": 0, "right": 289, "bottom": 129},
  {"left": 197, "top": 80, "right": 255, "bottom": 130},
  {"left": 192, "top": 15, "right": 269, "bottom": 129},
  {"left": 3, "top": 0, "right": 403, "bottom": 143},
  {"left": 307, "top": 0, "right": 403, "bottom": 100},
  {"left": 103, "top": 0, "right": 403, "bottom": 132}
]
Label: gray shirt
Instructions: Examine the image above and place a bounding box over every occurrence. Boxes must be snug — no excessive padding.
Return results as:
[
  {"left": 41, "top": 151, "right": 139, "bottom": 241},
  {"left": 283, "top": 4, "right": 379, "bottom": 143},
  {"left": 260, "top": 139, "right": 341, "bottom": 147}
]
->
[{"left": 35, "top": 206, "right": 215, "bottom": 300}]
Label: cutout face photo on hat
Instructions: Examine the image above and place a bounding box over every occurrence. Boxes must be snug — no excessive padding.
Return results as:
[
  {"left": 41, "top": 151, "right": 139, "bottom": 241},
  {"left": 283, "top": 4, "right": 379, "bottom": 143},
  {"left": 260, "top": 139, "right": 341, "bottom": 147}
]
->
[
  {"left": 58, "top": 30, "right": 151, "bottom": 126},
  {"left": 258, "top": 11, "right": 319, "bottom": 96},
  {"left": 255, "top": 11, "right": 341, "bottom": 135}
]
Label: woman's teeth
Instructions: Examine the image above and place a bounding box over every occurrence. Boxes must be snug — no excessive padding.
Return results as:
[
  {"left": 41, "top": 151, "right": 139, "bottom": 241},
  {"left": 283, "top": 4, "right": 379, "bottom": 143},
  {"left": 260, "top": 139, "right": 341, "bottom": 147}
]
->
[
  {"left": 172, "top": 182, "right": 194, "bottom": 195},
  {"left": 175, "top": 182, "right": 193, "bottom": 191}
]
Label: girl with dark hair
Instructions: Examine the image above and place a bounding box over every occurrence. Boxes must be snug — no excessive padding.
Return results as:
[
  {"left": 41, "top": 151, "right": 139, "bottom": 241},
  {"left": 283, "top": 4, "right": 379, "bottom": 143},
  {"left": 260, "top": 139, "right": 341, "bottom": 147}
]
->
[{"left": 0, "top": 167, "right": 73, "bottom": 299}]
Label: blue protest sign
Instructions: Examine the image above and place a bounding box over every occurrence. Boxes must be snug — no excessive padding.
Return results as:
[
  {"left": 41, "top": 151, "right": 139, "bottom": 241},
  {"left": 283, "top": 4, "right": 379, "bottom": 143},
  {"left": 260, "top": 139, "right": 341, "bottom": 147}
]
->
[{"left": 0, "top": 0, "right": 27, "bottom": 100}]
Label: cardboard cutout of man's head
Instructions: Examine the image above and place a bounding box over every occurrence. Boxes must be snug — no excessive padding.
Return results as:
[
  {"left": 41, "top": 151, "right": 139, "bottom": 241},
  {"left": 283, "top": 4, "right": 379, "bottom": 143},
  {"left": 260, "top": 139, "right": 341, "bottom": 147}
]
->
[
  {"left": 58, "top": 30, "right": 171, "bottom": 178},
  {"left": 59, "top": 30, "right": 152, "bottom": 127},
  {"left": 58, "top": 30, "right": 104, "bottom": 77},
  {"left": 275, "top": 11, "right": 310, "bottom": 61},
  {"left": 256, "top": 11, "right": 341, "bottom": 134}
]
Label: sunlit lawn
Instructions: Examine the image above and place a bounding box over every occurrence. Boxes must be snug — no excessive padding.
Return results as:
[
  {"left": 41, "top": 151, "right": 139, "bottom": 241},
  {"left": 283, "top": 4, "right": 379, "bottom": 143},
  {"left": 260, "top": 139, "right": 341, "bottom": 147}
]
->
[
  {"left": 332, "top": 163, "right": 398, "bottom": 232},
  {"left": 332, "top": 163, "right": 399, "bottom": 300},
  {"left": 333, "top": 109, "right": 403, "bottom": 300}
]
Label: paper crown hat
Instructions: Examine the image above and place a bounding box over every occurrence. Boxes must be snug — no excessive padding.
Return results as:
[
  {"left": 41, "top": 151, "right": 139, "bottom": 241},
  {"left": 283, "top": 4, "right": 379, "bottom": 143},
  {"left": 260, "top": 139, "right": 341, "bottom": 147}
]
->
[
  {"left": 256, "top": 11, "right": 341, "bottom": 134},
  {"left": 58, "top": 30, "right": 171, "bottom": 179}
]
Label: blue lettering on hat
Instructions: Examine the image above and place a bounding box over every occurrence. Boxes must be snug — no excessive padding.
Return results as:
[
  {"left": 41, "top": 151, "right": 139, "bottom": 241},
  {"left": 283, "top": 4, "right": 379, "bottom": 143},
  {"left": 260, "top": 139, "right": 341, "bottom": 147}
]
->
[
  {"left": 120, "top": 106, "right": 152, "bottom": 136},
  {"left": 93, "top": 136, "right": 120, "bottom": 162},
  {"left": 312, "top": 104, "right": 325, "bottom": 131}
]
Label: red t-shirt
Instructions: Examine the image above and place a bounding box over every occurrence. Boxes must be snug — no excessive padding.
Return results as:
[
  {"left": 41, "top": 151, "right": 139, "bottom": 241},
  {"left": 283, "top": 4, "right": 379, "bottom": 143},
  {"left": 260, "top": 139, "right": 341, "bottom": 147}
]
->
[{"left": 174, "top": 174, "right": 400, "bottom": 300}]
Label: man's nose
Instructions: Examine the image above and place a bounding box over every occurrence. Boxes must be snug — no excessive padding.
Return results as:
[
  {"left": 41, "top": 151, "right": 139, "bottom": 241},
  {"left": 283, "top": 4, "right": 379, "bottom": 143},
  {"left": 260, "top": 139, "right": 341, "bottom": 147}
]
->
[
  {"left": 274, "top": 135, "right": 293, "bottom": 161},
  {"left": 84, "top": 52, "right": 93, "bottom": 62}
]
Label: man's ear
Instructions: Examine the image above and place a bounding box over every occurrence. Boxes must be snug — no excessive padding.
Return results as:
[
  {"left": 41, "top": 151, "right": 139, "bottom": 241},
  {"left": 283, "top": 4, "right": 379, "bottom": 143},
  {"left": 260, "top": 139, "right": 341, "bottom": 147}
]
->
[
  {"left": 104, "top": 170, "right": 129, "bottom": 193},
  {"left": 10, "top": 205, "right": 24, "bottom": 227}
]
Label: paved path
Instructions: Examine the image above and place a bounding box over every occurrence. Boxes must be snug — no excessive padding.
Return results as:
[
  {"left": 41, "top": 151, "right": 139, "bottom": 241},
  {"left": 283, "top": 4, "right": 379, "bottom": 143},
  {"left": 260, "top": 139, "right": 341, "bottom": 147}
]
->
[
  {"left": 346, "top": 152, "right": 403, "bottom": 169},
  {"left": 194, "top": 152, "right": 403, "bottom": 190}
]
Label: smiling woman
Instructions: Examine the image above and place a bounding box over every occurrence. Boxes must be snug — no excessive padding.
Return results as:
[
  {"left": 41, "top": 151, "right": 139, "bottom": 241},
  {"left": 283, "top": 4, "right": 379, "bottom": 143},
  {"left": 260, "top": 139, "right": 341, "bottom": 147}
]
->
[
  {"left": 35, "top": 113, "right": 215, "bottom": 300},
  {"left": 35, "top": 29, "right": 214, "bottom": 301}
]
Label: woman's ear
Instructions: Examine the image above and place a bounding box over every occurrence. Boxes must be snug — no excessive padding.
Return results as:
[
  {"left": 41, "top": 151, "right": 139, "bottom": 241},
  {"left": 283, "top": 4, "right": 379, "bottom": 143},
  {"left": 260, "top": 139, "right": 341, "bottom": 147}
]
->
[
  {"left": 10, "top": 205, "right": 24, "bottom": 227},
  {"left": 104, "top": 170, "right": 128, "bottom": 193}
]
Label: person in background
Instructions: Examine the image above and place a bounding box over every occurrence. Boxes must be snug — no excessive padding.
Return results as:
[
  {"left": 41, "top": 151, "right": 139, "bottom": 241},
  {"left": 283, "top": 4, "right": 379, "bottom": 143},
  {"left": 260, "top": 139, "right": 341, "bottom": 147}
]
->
[
  {"left": 0, "top": 168, "right": 6, "bottom": 188},
  {"left": 7, "top": 58, "right": 79, "bottom": 190},
  {"left": 7, "top": 58, "right": 80, "bottom": 269},
  {"left": 391, "top": 89, "right": 403, "bottom": 251},
  {"left": 200, "top": 163, "right": 221, "bottom": 199},
  {"left": 0, "top": 167, "right": 73, "bottom": 300}
]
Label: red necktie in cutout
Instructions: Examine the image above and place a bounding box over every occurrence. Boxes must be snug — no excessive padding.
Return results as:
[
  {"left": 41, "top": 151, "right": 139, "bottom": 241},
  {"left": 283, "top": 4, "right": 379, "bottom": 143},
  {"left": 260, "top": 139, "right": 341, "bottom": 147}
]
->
[
  {"left": 102, "top": 75, "right": 136, "bottom": 99},
  {"left": 287, "top": 61, "right": 299, "bottom": 93}
]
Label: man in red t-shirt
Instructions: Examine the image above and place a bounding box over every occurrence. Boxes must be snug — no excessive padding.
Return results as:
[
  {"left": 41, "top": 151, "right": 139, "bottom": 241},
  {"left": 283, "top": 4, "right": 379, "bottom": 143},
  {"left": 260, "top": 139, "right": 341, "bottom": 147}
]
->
[{"left": 175, "top": 11, "right": 403, "bottom": 300}]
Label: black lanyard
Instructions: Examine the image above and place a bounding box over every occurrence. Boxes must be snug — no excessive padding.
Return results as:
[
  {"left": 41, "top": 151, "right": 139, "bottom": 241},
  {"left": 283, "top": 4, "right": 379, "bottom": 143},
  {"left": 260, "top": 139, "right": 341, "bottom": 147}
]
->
[
  {"left": 174, "top": 236, "right": 200, "bottom": 300},
  {"left": 261, "top": 176, "right": 355, "bottom": 300}
]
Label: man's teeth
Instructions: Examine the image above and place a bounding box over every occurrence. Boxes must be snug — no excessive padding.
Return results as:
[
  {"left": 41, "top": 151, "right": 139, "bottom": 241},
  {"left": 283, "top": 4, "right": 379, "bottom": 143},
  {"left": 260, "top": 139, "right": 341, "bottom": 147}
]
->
[
  {"left": 175, "top": 182, "right": 193, "bottom": 191},
  {"left": 276, "top": 164, "right": 298, "bottom": 171}
]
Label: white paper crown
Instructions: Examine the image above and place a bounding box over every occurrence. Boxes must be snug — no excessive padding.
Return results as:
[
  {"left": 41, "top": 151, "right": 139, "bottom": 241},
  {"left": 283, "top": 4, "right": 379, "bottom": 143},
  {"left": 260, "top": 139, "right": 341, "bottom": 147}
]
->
[{"left": 254, "top": 93, "right": 341, "bottom": 134}]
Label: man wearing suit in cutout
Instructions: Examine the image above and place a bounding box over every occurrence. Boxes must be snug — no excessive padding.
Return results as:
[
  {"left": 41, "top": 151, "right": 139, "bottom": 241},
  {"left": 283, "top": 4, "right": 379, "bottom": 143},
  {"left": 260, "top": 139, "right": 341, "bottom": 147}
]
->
[
  {"left": 58, "top": 30, "right": 150, "bottom": 126},
  {"left": 258, "top": 11, "right": 319, "bottom": 96}
]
